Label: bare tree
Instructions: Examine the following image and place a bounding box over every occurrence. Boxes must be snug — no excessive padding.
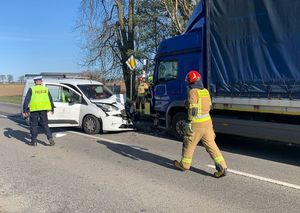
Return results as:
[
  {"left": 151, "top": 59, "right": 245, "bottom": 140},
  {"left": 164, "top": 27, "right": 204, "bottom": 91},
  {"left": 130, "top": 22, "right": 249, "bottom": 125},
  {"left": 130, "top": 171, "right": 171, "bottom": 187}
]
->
[
  {"left": 78, "top": 0, "right": 199, "bottom": 97},
  {"left": 79, "top": 0, "right": 135, "bottom": 97},
  {"left": 162, "top": 0, "right": 199, "bottom": 35},
  {"left": 136, "top": 0, "right": 172, "bottom": 56},
  {"left": 81, "top": 70, "right": 103, "bottom": 81},
  {"left": 7, "top": 74, "right": 14, "bottom": 83},
  {"left": 18, "top": 75, "right": 25, "bottom": 83},
  {"left": 0, "top": 74, "right": 6, "bottom": 83}
]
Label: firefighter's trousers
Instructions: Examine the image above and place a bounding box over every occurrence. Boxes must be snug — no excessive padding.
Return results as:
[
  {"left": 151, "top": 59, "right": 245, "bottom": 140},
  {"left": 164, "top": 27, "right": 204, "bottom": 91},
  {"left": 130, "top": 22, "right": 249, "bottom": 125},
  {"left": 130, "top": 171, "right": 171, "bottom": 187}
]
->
[
  {"left": 135, "top": 95, "right": 146, "bottom": 112},
  {"left": 180, "top": 125, "right": 227, "bottom": 170}
]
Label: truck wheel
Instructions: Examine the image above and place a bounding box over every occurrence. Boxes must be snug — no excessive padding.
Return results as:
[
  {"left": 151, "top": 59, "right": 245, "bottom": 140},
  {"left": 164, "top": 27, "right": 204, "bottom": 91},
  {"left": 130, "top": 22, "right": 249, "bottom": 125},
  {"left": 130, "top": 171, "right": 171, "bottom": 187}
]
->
[
  {"left": 171, "top": 112, "right": 187, "bottom": 140},
  {"left": 82, "top": 115, "right": 101, "bottom": 134}
]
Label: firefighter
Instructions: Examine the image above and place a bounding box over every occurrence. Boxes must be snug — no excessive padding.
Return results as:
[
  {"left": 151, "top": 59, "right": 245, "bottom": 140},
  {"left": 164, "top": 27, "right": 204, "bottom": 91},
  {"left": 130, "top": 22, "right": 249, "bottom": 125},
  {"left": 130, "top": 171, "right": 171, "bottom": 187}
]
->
[
  {"left": 135, "top": 76, "right": 149, "bottom": 114},
  {"left": 174, "top": 70, "right": 228, "bottom": 178}
]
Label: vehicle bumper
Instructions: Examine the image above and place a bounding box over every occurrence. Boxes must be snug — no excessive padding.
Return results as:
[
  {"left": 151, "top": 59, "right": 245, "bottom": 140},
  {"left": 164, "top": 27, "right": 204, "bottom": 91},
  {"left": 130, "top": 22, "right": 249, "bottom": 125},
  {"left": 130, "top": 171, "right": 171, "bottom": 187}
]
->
[{"left": 101, "top": 115, "right": 134, "bottom": 131}]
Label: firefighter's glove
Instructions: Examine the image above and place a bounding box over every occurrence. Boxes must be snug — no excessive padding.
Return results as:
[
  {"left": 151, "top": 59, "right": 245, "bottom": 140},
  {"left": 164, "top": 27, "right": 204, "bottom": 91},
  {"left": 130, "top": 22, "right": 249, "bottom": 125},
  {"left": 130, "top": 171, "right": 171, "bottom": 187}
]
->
[{"left": 186, "top": 122, "right": 193, "bottom": 133}]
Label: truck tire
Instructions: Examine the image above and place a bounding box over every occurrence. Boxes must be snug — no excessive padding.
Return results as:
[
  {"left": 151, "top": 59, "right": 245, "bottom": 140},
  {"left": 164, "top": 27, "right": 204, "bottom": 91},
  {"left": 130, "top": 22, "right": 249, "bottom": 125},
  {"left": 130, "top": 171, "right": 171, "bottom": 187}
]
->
[
  {"left": 171, "top": 112, "right": 187, "bottom": 140},
  {"left": 82, "top": 115, "right": 101, "bottom": 134}
]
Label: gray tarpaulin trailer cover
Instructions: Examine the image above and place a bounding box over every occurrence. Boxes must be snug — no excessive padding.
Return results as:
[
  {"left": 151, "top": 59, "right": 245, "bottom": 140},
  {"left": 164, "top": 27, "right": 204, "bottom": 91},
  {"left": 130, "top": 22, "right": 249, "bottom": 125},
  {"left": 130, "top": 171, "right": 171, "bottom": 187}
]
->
[{"left": 189, "top": 0, "right": 300, "bottom": 99}]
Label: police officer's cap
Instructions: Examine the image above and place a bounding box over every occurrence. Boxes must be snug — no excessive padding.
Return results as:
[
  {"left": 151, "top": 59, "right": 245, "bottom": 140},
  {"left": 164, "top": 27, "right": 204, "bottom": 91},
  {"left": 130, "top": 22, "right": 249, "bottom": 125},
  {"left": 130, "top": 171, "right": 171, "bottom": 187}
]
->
[{"left": 33, "top": 76, "right": 43, "bottom": 81}]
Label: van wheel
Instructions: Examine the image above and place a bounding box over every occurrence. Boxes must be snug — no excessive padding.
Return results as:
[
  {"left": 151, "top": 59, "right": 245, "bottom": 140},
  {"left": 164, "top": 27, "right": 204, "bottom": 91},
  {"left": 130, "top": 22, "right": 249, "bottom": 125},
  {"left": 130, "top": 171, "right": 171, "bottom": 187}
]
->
[
  {"left": 171, "top": 112, "right": 187, "bottom": 140},
  {"left": 82, "top": 115, "right": 101, "bottom": 134}
]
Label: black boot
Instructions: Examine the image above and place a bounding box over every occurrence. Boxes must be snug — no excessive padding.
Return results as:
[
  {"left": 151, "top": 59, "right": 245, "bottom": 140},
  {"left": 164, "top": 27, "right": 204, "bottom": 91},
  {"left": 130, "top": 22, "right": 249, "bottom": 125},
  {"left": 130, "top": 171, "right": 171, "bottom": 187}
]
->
[
  {"left": 29, "top": 140, "right": 37, "bottom": 146},
  {"left": 48, "top": 138, "right": 55, "bottom": 146}
]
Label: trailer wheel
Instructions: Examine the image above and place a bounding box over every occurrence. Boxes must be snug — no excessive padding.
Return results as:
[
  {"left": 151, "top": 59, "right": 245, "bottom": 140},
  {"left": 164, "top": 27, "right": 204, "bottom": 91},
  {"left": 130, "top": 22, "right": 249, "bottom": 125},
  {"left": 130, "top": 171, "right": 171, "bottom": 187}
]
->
[
  {"left": 171, "top": 112, "right": 187, "bottom": 140},
  {"left": 82, "top": 115, "right": 101, "bottom": 134}
]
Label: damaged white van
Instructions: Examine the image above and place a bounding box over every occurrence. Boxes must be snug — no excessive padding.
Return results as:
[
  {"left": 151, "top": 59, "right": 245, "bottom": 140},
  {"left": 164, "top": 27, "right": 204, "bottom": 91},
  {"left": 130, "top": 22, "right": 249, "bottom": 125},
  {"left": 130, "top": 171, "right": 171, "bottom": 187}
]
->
[{"left": 22, "top": 73, "right": 133, "bottom": 134}]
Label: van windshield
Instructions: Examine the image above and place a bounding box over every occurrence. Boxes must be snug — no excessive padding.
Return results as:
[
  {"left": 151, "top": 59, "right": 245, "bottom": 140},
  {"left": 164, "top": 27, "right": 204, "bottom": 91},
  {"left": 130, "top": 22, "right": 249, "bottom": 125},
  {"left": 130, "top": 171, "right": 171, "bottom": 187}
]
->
[{"left": 77, "top": 84, "right": 113, "bottom": 100}]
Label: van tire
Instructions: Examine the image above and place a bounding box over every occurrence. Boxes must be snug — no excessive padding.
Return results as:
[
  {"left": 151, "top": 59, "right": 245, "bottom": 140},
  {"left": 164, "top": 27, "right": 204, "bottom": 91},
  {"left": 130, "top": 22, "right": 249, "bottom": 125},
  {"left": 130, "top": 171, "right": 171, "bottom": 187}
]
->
[
  {"left": 171, "top": 112, "right": 187, "bottom": 140},
  {"left": 82, "top": 115, "right": 101, "bottom": 134}
]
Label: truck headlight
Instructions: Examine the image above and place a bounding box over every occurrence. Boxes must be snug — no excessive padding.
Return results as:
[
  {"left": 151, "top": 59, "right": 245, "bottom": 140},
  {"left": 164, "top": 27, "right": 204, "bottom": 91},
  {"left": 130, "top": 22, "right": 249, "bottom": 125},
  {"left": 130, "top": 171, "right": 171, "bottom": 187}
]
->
[{"left": 97, "top": 103, "right": 119, "bottom": 112}]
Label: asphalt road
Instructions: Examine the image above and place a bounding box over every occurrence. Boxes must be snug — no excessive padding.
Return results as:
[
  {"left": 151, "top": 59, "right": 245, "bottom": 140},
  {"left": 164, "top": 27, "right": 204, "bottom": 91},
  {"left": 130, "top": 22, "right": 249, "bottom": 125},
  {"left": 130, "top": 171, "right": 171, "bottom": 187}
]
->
[{"left": 0, "top": 103, "right": 299, "bottom": 213}]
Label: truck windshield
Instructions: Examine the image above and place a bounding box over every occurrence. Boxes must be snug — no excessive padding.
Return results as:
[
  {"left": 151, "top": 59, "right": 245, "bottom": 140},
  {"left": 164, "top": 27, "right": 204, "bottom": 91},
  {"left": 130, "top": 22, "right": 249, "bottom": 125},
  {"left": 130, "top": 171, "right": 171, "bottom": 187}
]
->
[
  {"left": 157, "top": 60, "right": 178, "bottom": 82},
  {"left": 77, "top": 84, "right": 113, "bottom": 100}
]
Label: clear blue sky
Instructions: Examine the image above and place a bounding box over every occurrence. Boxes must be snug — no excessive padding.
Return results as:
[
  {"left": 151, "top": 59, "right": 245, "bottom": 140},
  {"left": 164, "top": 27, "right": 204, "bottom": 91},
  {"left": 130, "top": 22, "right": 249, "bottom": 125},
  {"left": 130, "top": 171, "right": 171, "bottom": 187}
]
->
[{"left": 0, "top": 0, "right": 82, "bottom": 80}]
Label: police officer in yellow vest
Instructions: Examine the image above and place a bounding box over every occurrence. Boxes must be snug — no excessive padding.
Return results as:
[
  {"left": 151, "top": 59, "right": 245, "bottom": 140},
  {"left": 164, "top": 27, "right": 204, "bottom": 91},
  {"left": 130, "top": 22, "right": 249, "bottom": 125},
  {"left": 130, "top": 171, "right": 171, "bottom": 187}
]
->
[
  {"left": 22, "top": 76, "right": 55, "bottom": 146},
  {"left": 174, "top": 70, "right": 228, "bottom": 178}
]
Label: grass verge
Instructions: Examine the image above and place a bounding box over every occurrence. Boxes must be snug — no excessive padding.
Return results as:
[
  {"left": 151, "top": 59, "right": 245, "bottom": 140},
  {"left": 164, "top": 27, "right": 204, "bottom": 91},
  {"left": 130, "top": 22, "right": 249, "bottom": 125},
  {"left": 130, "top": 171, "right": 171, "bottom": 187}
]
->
[{"left": 0, "top": 95, "right": 22, "bottom": 104}]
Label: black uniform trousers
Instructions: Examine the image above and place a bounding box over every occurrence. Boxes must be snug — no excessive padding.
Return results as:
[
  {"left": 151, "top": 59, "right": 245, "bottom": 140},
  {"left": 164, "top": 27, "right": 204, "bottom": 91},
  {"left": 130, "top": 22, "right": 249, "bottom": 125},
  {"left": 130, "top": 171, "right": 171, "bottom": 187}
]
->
[{"left": 30, "top": 110, "right": 52, "bottom": 142}]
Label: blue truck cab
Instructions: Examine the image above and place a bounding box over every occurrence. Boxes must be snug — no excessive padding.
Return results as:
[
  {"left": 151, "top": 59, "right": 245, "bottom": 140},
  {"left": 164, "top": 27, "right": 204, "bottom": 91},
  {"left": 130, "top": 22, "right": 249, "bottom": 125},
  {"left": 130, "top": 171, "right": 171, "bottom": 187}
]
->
[{"left": 152, "top": 29, "right": 204, "bottom": 138}]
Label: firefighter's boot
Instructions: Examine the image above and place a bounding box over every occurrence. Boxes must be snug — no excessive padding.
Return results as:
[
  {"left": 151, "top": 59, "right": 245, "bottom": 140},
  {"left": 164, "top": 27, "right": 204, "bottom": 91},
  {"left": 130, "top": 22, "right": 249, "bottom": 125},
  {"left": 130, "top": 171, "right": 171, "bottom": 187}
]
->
[
  {"left": 173, "top": 160, "right": 189, "bottom": 171},
  {"left": 213, "top": 164, "right": 227, "bottom": 178}
]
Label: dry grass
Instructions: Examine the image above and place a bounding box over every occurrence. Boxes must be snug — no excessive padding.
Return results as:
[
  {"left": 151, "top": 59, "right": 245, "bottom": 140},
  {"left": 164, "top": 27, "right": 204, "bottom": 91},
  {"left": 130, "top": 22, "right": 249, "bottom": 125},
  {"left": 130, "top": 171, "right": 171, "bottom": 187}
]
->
[
  {"left": 0, "top": 84, "right": 24, "bottom": 96},
  {"left": 0, "top": 95, "right": 22, "bottom": 104}
]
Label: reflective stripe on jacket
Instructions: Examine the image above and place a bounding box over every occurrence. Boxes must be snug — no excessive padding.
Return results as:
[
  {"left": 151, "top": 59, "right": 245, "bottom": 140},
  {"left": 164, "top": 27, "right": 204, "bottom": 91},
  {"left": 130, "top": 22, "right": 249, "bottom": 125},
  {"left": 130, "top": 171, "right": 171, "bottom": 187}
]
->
[
  {"left": 29, "top": 85, "right": 52, "bottom": 112},
  {"left": 189, "top": 88, "right": 211, "bottom": 123}
]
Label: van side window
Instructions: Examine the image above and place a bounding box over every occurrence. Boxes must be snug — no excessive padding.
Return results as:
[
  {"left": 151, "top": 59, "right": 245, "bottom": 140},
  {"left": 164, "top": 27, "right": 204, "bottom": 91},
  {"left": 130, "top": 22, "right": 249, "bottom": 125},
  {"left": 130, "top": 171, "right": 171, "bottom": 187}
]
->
[
  {"left": 47, "top": 85, "right": 80, "bottom": 103},
  {"left": 157, "top": 61, "right": 178, "bottom": 82},
  {"left": 61, "top": 87, "right": 71, "bottom": 103},
  {"left": 68, "top": 89, "right": 81, "bottom": 104},
  {"left": 47, "top": 85, "right": 61, "bottom": 102}
]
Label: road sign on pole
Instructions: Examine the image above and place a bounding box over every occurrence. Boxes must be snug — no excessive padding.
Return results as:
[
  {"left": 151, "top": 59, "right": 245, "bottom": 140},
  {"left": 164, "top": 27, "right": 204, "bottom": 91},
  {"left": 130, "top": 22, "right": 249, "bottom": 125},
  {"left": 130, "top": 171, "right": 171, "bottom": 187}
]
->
[
  {"left": 126, "top": 55, "right": 136, "bottom": 70},
  {"left": 126, "top": 55, "right": 136, "bottom": 101}
]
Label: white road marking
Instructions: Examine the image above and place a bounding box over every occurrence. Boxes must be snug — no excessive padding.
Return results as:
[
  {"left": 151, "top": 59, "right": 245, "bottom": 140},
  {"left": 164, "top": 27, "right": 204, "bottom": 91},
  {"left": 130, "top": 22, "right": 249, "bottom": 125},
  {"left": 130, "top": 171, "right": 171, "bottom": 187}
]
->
[
  {"left": 68, "top": 131, "right": 126, "bottom": 145},
  {"left": 0, "top": 114, "right": 7, "bottom": 118},
  {"left": 55, "top": 133, "right": 67, "bottom": 138},
  {"left": 207, "top": 164, "right": 300, "bottom": 190}
]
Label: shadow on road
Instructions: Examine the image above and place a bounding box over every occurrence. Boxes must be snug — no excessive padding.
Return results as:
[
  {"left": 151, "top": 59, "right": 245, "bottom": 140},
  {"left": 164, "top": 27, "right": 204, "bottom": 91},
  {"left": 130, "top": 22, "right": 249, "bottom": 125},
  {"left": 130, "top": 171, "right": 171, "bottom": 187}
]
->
[
  {"left": 3, "top": 127, "right": 31, "bottom": 144},
  {"left": 113, "top": 119, "right": 300, "bottom": 168},
  {"left": 3, "top": 114, "right": 55, "bottom": 146},
  {"left": 3, "top": 127, "right": 48, "bottom": 146},
  {"left": 97, "top": 140, "right": 212, "bottom": 176}
]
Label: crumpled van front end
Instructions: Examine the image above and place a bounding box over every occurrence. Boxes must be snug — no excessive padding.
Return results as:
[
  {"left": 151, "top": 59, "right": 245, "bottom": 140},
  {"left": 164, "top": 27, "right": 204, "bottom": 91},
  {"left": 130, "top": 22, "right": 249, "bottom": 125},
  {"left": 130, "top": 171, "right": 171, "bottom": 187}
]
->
[
  {"left": 91, "top": 97, "right": 133, "bottom": 132},
  {"left": 77, "top": 83, "right": 133, "bottom": 132}
]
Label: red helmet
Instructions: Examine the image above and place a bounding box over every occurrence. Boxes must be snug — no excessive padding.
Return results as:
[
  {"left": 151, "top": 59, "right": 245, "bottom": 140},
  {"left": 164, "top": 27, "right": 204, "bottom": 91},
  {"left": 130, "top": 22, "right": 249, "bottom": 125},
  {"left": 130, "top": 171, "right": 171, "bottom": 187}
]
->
[{"left": 185, "top": 70, "right": 201, "bottom": 84}]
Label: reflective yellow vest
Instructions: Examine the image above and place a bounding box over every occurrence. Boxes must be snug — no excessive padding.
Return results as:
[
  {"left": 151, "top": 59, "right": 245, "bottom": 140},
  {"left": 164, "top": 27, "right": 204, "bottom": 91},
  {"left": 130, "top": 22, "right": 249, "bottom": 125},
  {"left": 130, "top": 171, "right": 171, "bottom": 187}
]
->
[
  {"left": 137, "top": 82, "right": 149, "bottom": 96},
  {"left": 189, "top": 89, "right": 211, "bottom": 123},
  {"left": 29, "top": 85, "right": 52, "bottom": 112}
]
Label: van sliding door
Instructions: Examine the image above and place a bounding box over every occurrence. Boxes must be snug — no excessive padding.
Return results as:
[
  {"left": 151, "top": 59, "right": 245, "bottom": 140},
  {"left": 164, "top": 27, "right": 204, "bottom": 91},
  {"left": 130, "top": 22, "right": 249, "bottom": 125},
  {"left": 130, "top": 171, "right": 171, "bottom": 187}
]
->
[{"left": 45, "top": 83, "right": 82, "bottom": 127}]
